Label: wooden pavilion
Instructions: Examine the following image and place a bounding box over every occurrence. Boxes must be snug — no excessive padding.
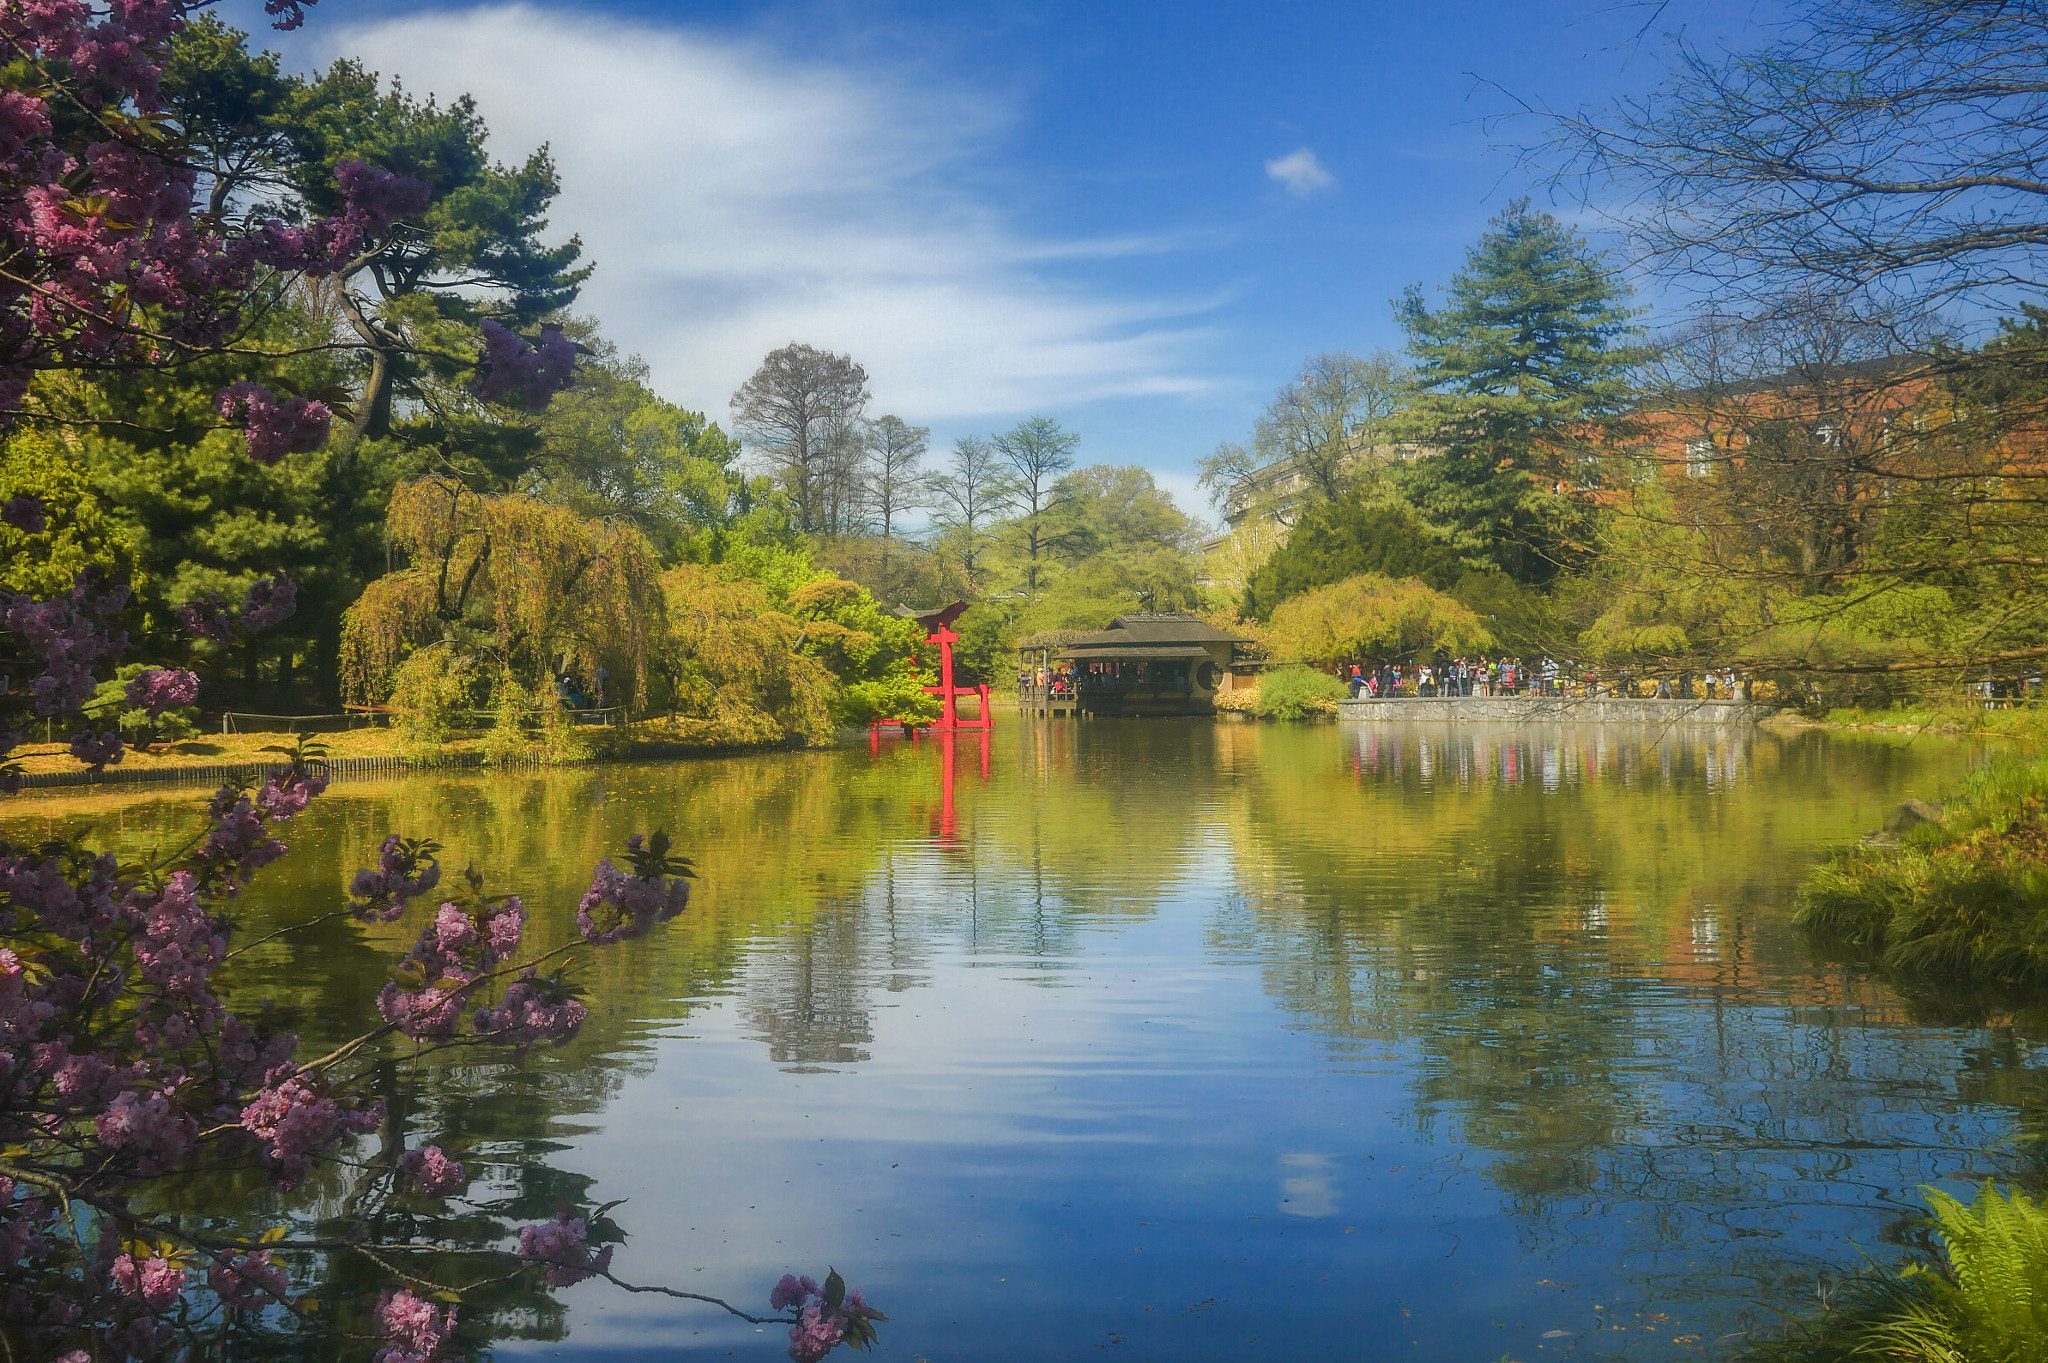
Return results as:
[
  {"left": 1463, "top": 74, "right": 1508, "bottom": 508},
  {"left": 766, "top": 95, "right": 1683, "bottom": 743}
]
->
[{"left": 1042, "top": 613, "right": 1250, "bottom": 716}]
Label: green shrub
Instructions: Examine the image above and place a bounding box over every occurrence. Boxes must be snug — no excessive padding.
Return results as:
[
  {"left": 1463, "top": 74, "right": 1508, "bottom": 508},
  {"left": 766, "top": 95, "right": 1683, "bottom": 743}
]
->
[
  {"left": 1745, "top": 1183, "right": 2048, "bottom": 1363},
  {"left": 1252, "top": 666, "right": 1347, "bottom": 721},
  {"left": 1795, "top": 756, "right": 2048, "bottom": 989}
]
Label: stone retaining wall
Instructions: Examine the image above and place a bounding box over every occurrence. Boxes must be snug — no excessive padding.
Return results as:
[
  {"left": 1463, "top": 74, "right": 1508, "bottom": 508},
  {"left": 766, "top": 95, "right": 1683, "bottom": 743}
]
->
[{"left": 1336, "top": 697, "right": 1769, "bottom": 726}]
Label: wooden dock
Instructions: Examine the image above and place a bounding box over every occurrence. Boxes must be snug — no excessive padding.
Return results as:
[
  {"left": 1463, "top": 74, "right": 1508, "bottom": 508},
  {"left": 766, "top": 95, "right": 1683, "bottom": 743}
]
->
[{"left": 1017, "top": 684, "right": 1081, "bottom": 716}]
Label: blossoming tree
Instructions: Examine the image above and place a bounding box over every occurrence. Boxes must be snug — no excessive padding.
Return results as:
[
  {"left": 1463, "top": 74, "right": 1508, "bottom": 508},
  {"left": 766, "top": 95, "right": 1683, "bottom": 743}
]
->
[{"left": 0, "top": 2, "right": 880, "bottom": 1359}]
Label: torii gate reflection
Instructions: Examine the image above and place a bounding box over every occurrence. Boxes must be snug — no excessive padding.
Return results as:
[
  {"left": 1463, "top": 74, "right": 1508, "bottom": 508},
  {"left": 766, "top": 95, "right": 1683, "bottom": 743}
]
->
[{"left": 869, "top": 723, "right": 991, "bottom": 842}]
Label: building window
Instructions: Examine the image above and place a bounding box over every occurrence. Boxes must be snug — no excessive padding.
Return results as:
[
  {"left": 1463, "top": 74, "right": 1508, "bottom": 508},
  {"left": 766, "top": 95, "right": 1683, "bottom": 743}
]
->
[{"left": 1684, "top": 437, "right": 1713, "bottom": 478}]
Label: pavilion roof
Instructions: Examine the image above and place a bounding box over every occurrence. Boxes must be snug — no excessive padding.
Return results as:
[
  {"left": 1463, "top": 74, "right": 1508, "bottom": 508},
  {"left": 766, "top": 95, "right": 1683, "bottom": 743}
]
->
[
  {"left": 1067, "top": 613, "right": 1248, "bottom": 648},
  {"left": 1057, "top": 643, "right": 1212, "bottom": 661}
]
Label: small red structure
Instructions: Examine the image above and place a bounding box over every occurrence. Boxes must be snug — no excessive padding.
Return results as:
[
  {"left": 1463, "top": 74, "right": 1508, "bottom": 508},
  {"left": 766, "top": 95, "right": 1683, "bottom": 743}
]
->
[{"left": 874, "top": 601, "right": 992, "bottom": 735}]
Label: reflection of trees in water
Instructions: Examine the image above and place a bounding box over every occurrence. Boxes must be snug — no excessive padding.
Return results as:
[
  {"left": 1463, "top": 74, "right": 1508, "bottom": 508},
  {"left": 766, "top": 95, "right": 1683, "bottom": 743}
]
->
[
  {"left": 742, "top": 900, "right": 877, "bottom": 1070},
  {"left": 5, "top": 722, "right": 2015, "bottom": 1352},
  {"left": 0, "top": 754, "right": 938, "bottom": 1358},
  {"left": 729, "top": 721, "right": 1242, "bottom": 1070},
  {"left": 1214, "top": 722, "right": 2022, "bottom": 1319}
]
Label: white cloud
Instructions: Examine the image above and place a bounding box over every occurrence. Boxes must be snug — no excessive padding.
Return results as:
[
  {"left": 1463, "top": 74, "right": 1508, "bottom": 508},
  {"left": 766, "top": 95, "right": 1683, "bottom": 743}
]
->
[
  {"left": 1264, "top": 147, "right": 1335, "bottom": 198},
  {"left": 318, "top": 5, "right": 1217, "bottom": 423}
]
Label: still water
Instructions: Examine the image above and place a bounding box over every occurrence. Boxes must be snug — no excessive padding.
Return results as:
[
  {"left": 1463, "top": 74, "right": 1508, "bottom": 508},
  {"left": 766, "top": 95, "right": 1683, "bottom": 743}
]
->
[{"left": 5, "top": 720, "right": 2030, "bottom": 1361}]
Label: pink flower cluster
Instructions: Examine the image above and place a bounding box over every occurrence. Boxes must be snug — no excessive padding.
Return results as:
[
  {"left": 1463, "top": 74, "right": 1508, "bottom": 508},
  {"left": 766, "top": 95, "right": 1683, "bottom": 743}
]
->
[
  {"left": 576, "top": 838, "right": 691, "bottom": 945},
  {"left": 0, "top": 0, "right": 221, "bottom": 403},
  {"left": 95, "top": 1088, "right": 198, "bottom": 1174},
  {"left": 256, "top": 766, "right": 328, "bottom": 820},
  {"left": 377, "top": 892, "right": 526, "bottom": 1041},
  {"left": 68, "top": 729, "right": 123, "bottom": 769},
  {"left": 350, "top": 835, "right": 443, "bottom": 921},
  {"left": 3, "top": 575, "right": 130, "bottom": 715},
  {"left": 206, "top": 1249, "right": 287, "bottom": 1310},
  {"left": 0, "top": 1, "right": 410, "bottom": 451},
  {"left": 216, "top": 381, "right": 330, "bottom": 465},
  {"left": 174, "top": 575, "right": 297, "bottom": 643},
  {"left": 0, "top": 4, "right": 749, "bottom": 1353},
  {"left": 191, "top": 785, "right": 289, "bottom": 896},
  {"left": 469, "top": 969, "right": 589, "bottom": 1052},
  {"left": 123, "top": 667, "right": 199, "bottom": 716},
  {"left": 238, "top": 1072, "right": 381, "bottom": 1190},
  {"left": 375, "top": 1287, "right": 457, "bottom": 1363},
  {"left": 1, "top": 495, "right": 44, "bottom": 531},
  {"left": 109, "top": 1252, "right": 184, "bottom": 1313},
  {"left": 517, "top": 1213, "right": 613, "bottom": 1288},
  {"left": 400, "top": 1144, "right": 466, "bottom": 1197},
  {"left": 124, "top": 871, "right": 222, "bottom": 1000},
  {"left": 336, "top": 159, "right": 433, "bottom": 238},
  {"left": 242, "top": 159, "right": 430, "bottom": 281},
  {"left": 769, "top": 1274, "right": 884, "bottom": 1363},
  {"left": 472, "top": 320, "right": 577, "bottom": 409}
]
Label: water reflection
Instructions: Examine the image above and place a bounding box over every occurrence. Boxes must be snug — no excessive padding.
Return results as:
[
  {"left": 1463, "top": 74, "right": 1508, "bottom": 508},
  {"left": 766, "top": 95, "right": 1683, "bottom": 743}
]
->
[{"left": 0, "top": 721, "right": 2024, "bottom": 1361}]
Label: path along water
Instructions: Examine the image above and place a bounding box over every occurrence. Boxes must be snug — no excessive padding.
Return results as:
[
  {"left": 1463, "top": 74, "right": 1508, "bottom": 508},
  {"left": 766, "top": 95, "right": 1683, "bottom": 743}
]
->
[{"left": 2, "top": 720, "right": 2025, "bottom": 1362}]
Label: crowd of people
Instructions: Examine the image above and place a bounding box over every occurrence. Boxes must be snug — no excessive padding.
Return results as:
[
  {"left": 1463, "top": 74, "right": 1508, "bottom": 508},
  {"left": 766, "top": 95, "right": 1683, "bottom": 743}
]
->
[{"left": 1341, "top": 658, "right": 1748, "bottom": 702}]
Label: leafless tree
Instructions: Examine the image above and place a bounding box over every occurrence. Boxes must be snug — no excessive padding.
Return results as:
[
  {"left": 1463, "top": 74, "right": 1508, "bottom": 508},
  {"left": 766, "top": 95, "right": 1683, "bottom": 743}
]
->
[
  {"left": 1258, "top": 351, "right": 1412, "bottom": 499},
  {"left": 862, "top": 414, "right": 929, "bottom": 587},
  {"left": 991, "top": 416, "right": 1081, "bottom": 596},
  {"left": 929, "top": 435, "right": 1013, "bottom": 590},
  {"left": 1541, "top": 0, "right": 2048, "bottom": 336},
  {"left": 729, "top": 343, "right": 871, "bottom": 535},
  {"left": 1649, "top": 297, "right": 1935, "bottom": 588}
]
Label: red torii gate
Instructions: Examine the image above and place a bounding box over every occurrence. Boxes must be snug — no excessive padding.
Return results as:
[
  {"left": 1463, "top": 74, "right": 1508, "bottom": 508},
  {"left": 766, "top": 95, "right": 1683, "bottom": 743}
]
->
[{"left": 877, "top": 600, "right": 992, "bottom": 734}]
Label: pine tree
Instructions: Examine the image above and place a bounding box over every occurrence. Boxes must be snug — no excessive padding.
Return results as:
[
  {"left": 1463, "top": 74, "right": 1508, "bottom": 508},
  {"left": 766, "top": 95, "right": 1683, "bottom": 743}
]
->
[{"left": 1393, "top": 200, "right": 1641, "bottom": 583}]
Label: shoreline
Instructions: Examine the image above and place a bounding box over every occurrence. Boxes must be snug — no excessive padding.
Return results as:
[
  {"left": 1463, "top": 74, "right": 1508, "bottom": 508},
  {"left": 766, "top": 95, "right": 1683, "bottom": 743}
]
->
[{"left": 2, "top": 728, "right": 818, "bottom": 801}]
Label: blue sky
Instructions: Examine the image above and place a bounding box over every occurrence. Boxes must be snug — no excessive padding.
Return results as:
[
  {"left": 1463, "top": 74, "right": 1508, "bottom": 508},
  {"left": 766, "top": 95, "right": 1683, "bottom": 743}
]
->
[{"left": 238, "top": 0, "right": 1788, "bottom": 519}]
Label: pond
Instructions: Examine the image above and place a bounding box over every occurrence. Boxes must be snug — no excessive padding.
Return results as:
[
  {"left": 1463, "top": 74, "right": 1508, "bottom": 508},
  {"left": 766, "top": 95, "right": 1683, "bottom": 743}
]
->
[{"left": 4, "top": 720, "right": 2030, "bottom": 1362}]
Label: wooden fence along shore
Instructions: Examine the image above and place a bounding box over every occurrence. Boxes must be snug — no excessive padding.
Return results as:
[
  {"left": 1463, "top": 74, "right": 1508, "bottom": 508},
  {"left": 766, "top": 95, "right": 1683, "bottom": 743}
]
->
[{"left": 8, "top": 751, "right": 542, "bottom": 797}]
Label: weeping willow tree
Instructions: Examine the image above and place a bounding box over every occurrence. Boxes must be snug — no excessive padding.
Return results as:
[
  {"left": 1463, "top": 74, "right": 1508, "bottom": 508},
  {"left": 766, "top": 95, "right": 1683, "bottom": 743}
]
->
[
  {"left": 1267, "top": 573, "right": 1494, "bottom": 665},
  {"left": 659, "top": 564, "right": 835, "bottom": 745},
  {"left": 340, "top": 477, "right": 665, "bottom": 721}
]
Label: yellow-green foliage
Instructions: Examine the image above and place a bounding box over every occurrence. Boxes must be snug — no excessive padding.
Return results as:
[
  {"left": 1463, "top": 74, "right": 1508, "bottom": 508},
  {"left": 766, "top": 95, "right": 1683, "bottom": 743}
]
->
[
  {"left": 1252, "top": 666, "right": 1347, "bottom": 721},
  {"left": 341, "top": 478, "right": 664, "bottom": 709},
  {"left": 1822, "top": 702, "right": 2048, "bottom": 741},
  {"left": 1266, "top": 573, "right": 1493, "bottom": 665},
  {"left": 784, "top": 577, "right": 940, "bottom": 727},
  {"left": 0, "top": 431, "right": 137, "bottom": 597},
  {"left": 479, "top": 666, "right": 541, "bottom": 764},
  {"left": 660, "top": 564, "right": 834, "bottom": 745},
  {"left": 1798, "top": 757, "right": 2048, "bottom": 987},
  {"left": 387, "top": 646, "right": 470, "bottom": 754},
  {"left": 1213, "top": 685, "right": 1259, "bottom": 715},
  {"left": 1746, "top": 1184, "right": 2048, "bottom": 1363}
]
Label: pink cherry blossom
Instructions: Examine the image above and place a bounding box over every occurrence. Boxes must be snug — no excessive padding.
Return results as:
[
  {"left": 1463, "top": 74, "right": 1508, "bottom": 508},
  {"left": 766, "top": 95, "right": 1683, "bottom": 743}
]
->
[
  {"left": 123, "top": 667, "right": 198, "bottom": 716},
  {"left": 517, "top": 1213, "right": 613, "bottom": 1288},
  {"left": 400, "top": 1144, "right": 466, "bottom": 1197},
  {"left": 374, "top": 1288, "right": 457, "bottom": 1363}
]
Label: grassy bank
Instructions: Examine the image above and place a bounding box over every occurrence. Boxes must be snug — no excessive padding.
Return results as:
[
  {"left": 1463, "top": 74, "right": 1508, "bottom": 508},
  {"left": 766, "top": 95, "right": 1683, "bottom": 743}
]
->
[
  {"left": 1809, "top": 701, "right": 2048, "bottom": 739},
  {"left": 8, "top": 716, "right": 808, "bottom": 782},
  {"left": 1797, "top": 756, "right": 2048, "bottom": 992}
]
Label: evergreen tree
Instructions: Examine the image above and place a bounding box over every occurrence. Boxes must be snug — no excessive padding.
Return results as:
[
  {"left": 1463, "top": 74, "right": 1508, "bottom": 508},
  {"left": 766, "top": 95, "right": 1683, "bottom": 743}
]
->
[
  {"left": 281, "top": 56, "right": 590, "bottom": 467},
  {"left": 1242, "top": 489, "right": 1466, "bottom": 619},
  {"left": 1392, "top": 200, "right": 1641, "bottom": 583}
]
